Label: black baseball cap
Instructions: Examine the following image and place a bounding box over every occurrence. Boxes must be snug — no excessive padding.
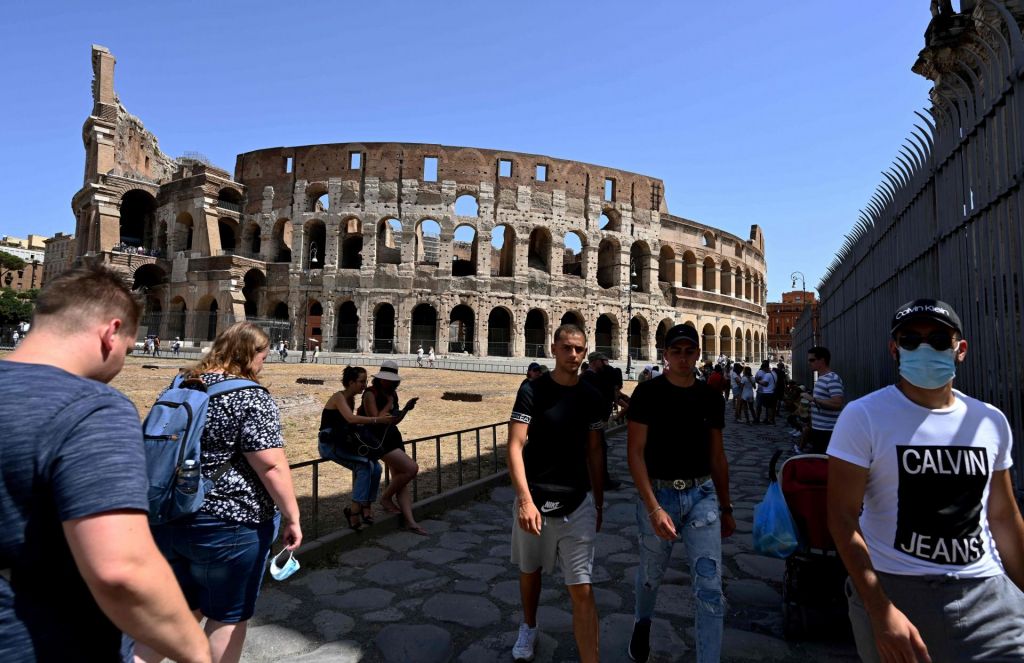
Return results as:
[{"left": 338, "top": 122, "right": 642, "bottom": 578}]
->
[
  {"left": 664, "top": 324, "right": 700, "bottom": 348},
  {"left": 891, "top": 299, "right": 962, "bottom": 335},
  {"left": 588, "top": 351, "right": 609, "bottom": 362}
]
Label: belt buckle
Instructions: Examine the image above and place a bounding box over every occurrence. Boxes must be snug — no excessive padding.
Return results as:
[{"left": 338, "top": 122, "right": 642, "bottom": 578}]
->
[{"left": 672, "top": 479, "right": 688, "bottom": 490}]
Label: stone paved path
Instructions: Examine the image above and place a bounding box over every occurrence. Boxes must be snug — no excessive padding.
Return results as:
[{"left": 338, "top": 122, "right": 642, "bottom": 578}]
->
[{"left": 242, "top": 417, "right": 859, "bottom": 662}]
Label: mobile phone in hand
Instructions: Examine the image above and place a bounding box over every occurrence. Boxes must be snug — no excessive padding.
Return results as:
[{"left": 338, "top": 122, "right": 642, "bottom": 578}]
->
[{"left": 403, "top": 397, "right": 419, "bottom": 412}]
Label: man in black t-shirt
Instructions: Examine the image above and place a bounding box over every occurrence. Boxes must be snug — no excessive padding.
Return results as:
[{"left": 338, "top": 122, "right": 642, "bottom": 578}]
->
[
  {"left": 508, "top": 323, "right": 605, "bottom": 663},
  {"left": 625, "top": 324, "right": 734, "bottom": 663},
  {"left": 581, "top": 351, "right": 622, "bottom": 490}
]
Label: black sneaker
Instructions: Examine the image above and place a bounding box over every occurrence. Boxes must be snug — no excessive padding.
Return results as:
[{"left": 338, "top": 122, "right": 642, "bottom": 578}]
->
[{"left": 627, "top": 619, "right": 651, "bottom": 662}]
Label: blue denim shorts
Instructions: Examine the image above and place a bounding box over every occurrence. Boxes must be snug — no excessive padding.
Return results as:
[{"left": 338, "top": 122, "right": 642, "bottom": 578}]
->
[{"left": 152, "top": 511, "right": 280, "bottom": 623}]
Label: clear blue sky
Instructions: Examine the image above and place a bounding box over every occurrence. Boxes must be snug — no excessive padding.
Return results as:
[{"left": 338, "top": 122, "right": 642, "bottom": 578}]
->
[{"left": 0, "top": 0, "right": 939, "bottom": 299}]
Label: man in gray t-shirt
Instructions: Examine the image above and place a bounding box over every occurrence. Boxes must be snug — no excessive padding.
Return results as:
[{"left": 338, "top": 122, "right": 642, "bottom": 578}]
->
[{"left": 0, "top": 266, "right": 209, "bottom": 663}]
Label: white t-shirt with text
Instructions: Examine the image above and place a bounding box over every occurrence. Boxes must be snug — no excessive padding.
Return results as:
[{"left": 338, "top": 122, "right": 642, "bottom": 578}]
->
[{"left": 828, "top": 385, "right": 1013, "bottom": 578}]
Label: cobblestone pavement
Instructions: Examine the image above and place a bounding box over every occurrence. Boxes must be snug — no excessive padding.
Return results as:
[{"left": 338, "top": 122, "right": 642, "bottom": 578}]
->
[{"left": 243, "top": 416, "right": 859, "bottom": 662}]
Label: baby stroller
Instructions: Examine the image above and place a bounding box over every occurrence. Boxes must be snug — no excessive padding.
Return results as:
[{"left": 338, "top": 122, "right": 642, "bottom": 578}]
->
[{"left": 768, "top": 450, "right": 849, "bottom": 640}]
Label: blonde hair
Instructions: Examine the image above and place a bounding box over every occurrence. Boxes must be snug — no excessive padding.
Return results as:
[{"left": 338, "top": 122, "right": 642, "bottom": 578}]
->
[{"left": 189, "top": 322, "right": 270, "bottom": 381}]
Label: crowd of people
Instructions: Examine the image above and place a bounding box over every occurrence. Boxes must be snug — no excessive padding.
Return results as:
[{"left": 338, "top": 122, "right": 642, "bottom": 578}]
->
[
  {"left": 112, "top": 243, "right": 163, "bottom": 257},
  {"left": 2, "top": 266, "right": 1022, "bottom": 663}
]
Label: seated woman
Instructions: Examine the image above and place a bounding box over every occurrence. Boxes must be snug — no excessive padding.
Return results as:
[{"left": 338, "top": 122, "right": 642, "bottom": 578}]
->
[
  {"left": 358, "top": 360, "right": 427, "bottom": 535},
  {"left": 319, "top": 366, "right": 398, "bottom": 531}
]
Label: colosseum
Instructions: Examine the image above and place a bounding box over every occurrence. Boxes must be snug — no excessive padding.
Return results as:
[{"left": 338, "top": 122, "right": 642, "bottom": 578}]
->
[{"left": 71, "top": 46, "right": 769, "bottom": 364}]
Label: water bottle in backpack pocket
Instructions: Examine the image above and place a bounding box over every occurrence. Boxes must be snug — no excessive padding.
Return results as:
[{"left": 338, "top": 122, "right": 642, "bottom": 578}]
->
[{"left": 143, "top": 374, "right": 263, "bottom": 525}]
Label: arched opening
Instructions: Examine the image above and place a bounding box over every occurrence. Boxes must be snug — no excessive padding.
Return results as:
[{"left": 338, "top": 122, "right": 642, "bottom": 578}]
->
[
  {"left": 655, "top": 318, "right": 674, "bottom": 361},
  {"left": 595, "top": 314, "right": 617, "bottom": 359},
  {"left": 119, "top": 190, "right": 156, "bottom": 249},
  {"left": 597, "top": 238, "right": 620, "bottom": 289},
  {"left": 169, "top": 297, "right": 186, "bottom": 340},
  {"left": 598, "top": 208, "right": 619, "bottom": 232},
  {"left": 720, "top": 325, "right": 732, "bottom": 359},
  {"left": 452, "top": 224, "right": 478, "bottom": 277},
  {"left": 524, "top": 309, "right": 548, "bottom": 357},
  {"left": 527, "top": 227, "right": 552, "bottom": 273},
  {"left": 304, "top": 220, "right": 326, "bottom": 269},
  {"left": 242, "top": 268, "right": 266, "bottom": 318},
  {"left": 218, "top": 219, "right": 238, "bottom": 252},
  {"left": 487, "top": 307, "right": 512, "bottom": 357},
  {"left": 373, "top": 304, "right": 396, "bottom": 353},
  {"left": 410, "top": 303, "right": 438, "bottom": 352},
  {"left": 132, "top": 264, "right": 166, "bottom": 292},
  {"left": 682, "top": 251, "right": 697, "bottom": 288},
  {"left": 305, "top": 300, "right": 323, "bottom": 348},
  {"left": 335, "top": 301, "right": 359, "bottom": 351},
  {"left": 563, "top": 232, "right": 585, "bottom": 278},
  {"left": 197, "top": 296, "right": 219, "bottom": 342},
  {"left": 560, "top": 310, "right": 584, "bottom": 330},
  {"left": 702, "top": 232, "right": 715, "bottom": 249},
  {"left": 376, "top": 218, "right": 403, "bottom": 265},
  {"left": 455, "top": 194, "right": 479, "bottom": 217},
  {"left": 491, "top": 225, "right": 516, "bottom": 277},
  {"left": 658, "top": 245, "right": 675, "bottom": 284},
  {"left": 745, "top": 329, "right": 753, "bottom": 361},
  {"left": 176, "top": 212, "right": 195, "bottom": 253},
  {"left": 720, "top": 260, "right": 733, "bottom": 296},
  {"left": 241, "top": 222, "right": 261, "bottom": 256},
  {"left": 629, "top": 315, "right": 648, "bottom": 360},
  {"left": 629, "top": 241, "right": 650, "bottom": 293},
  {"left": 140, "top": 295, "right": 162, "bottom": 336},
  {"left": 702, "top": 323, "right": 717, "bottom": 361},
  {"left": 415, "top": 219, "right": 441, "bottom": 266},
  {"left": 272, "top": 219, "right": 292, "bottom": 262},
  {"left": 702, "top": 258, "right": 716, "bottom": 292},
  {"left": 340, "top": 217, "right": 363, "bottom": 269},
  {"left": 306, "top": 183, "right": 329, "bottom": 213},
  {"left": 217, "top": 188, "right": 243, "bottom": 211},
  {"left": 449, "top": 304, "right": 475, "bottom": 354}
]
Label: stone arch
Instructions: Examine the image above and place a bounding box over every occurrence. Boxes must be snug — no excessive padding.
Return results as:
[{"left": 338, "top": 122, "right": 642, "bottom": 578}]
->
[
  {"left": 628, "top": 314, "right": 649, "bottom": 361},
  {"left": 682, "top": 250, "right": 698, "bottom": 288},
  {"left": 524, "top": 308, "right": 548, "bottom": 357},
  {"left": 598, "top": 207, "right": 620, "bottom": 232},
  {"left": 701, "top": 323, "right": 717, "bottom": 360},
  {"left": 242, "top": 268, "right": 267, "bottom": 318},
  {"left": 196, "top": 295, "right": 220, "bottom": 342},
  {"left": 372, "top": 302, "right": 396, "bottom": 353},
  {"left": 335, "top": 300, "right": 359, "bottom": 351},
  {"left": 376, "top": 218, "right": 403, "bottom": 265},
  {"left": 302, "top": 219, "right": 326, "bottom": 268},
  {"left": 655, "top": 317, "right": 674, "bottom": 360},
  {"left": 217, "top": 187, "right": 243, "bottom": 208},
  {"left": 720, "top": 260, "right": 733, "bottom": 296},
  {"left": 528, "top": 227, "right": 552, "bottom": 273},
  {"left": 131, "top": 263, "right": 166, "bottom": 292},
  {"left": 269, "top": 300, "right": 289, "bottom": 320},
  {"left": 168, "top": 296, "right": 187, "bottom": 340},
  {"left": 595, "top": 313, "right": 618, "bottom": 359},
  {"left": 491, "top": 224, "right": 516, "bottom": 277},
  {"left": 597, "top": 237, "right": 620, "bottom": 289},
  {"left": 415, "top": 219, "right": 441, "bottom": 265},
  {"left": 745, "top": 328, "right": 753, "bottom": 361},
  {"left": 452, "top": 224, "right": 478, "bottom": 276},
  {"left": 119, "top": 189, "right": 157, "bottom": 249},
  {"left": 702, "top": 231, "right": 715, "bottom": 249},
  {"left": 410, "top": 302, "right": 439, "bottom": 352},
  {"left": 630, "top": 241, "right": 651, "bottom": 293},
  {"left": 562, "top": 231, "right": 586, "bottom": 278},
  {"left": 720, "top": 324, "right": 733, "bottom": 359},
  {"left": 455, "top": 194, "right": 479, "bottom": 217},
  {"left": 218, "top": 218, "right": 239, "bottom": 252},
  {"left": 449, "top": 304, "right": 475, "bottom": 354},
  {"left": 176, "top": 211, "right": 195, "bottom": 253},
  {"left": 272, "top": 218, "right": 292, "bottom": 262},
  {"left": 487, "top": 306, "right": 513, "bottom": 357},
  {"left": 340, "top": 216, "right": 363, "bottom": 269},
  {"left": 302, "top": 299, "right": 324, "bottom": 349},
  {"left": 658, "top": 244, "right": 675, "bottom": 283},
  {"left": 702, "top": 257, "right": 716, "bottom": 292},
  {"left": 241, "top": 222, "right": 261, "bottom": 256},
  {"left": 306, "top": 182, "right": 329, "bottom": 212},
  {"left": 560, "top": 310, "right": 585, "bottom": 330}
]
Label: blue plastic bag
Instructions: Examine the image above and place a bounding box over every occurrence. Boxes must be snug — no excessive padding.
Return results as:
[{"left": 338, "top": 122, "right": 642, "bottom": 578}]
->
[{"left": 752, "top": 480, "right": 799, "bottom": 558}]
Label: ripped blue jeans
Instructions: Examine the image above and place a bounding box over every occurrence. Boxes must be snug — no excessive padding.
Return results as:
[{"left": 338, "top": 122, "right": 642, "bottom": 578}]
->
[{"left": 635, "top": 480, "right": 724, "bottom": 663}]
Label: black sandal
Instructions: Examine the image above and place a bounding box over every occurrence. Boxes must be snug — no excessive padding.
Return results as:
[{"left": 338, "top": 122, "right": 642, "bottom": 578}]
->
[
  {"left": 344, "top": 507, "right": 363, "bottom": 531},
  {"left": 361, "top": 509, "right": 375, "bottom": 526}
]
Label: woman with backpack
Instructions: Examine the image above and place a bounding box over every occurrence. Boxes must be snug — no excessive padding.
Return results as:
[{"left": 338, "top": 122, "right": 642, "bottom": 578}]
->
[
  {"left": 318, "top": 365, "right": 402, "bottom": 531},
  {"left": 137, "top": 322, "right": 301, "bottom": 663}
]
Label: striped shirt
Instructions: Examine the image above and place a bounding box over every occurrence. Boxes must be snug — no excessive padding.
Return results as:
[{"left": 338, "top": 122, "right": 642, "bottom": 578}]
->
[{"left": 811, "top": 371, "right": 844, "bottom": 431}]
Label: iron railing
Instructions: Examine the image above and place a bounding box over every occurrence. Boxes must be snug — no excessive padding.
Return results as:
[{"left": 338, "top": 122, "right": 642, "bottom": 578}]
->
[{"left": 288, "top": 420, "right": 509, "bottom": 539}]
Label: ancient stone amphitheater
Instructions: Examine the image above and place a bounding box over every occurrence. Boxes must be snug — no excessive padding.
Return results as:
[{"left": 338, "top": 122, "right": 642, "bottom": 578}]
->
[{"left": 71, "top": 46, "right": 768, "bottom": 363}]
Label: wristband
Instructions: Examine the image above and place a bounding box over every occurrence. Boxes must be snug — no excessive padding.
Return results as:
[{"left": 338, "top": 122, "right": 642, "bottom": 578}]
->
[
  {"left": 720, "top": 504, "right": 734, "bottom": 515},
  {"left": 648, "top": 505, "right": 663, "bottom": 518}
]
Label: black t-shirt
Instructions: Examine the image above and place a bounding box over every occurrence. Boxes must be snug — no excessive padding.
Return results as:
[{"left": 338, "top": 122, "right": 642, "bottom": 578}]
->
[
  {"left": 627, "top": 374, "right": 725, "bottom": 479},
  {"left": 511, "top": 373, "right": 605, "bottom": 491},
  {"left": 580, "top": 367, "right": 617, "bottom": 416}
]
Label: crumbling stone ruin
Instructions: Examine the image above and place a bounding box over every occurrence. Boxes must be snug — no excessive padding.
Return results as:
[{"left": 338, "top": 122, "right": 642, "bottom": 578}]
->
[{"left": 71, "top": 45, "right": 769, "bottom": 362}]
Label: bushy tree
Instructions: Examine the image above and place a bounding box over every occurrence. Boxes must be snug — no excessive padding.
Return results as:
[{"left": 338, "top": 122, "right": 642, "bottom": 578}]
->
[{"left": 0, "top": 289, "right": 32, "bottom": 325}]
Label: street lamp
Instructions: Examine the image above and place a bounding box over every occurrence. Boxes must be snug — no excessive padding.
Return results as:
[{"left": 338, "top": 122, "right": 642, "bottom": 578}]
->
[
  {"left": 790, "top": 271, "right": 806, "bottom": 294},
  {"left": 300, "top": 242, "right": 318, "bottom": 363},
  {"left": 625, "top": 257, "right": 638, "bottom": 378}
]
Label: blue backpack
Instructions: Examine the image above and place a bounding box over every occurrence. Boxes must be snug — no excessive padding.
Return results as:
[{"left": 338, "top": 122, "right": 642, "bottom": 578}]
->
[{"left": 143, "top": 374, "right": 263, "bottom": 525}]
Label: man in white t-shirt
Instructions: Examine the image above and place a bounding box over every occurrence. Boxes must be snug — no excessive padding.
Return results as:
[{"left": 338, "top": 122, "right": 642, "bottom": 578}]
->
[{"left": 827, "top": 298, "right": 1024, "bottom": 662}]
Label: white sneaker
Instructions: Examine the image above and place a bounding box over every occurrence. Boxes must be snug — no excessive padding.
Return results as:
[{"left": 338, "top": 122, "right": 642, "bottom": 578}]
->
[{"left": 512, "top": 622, "right": 538, "bottom": 662}]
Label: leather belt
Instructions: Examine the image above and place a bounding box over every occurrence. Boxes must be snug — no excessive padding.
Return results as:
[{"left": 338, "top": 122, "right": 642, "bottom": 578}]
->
[{"left": 651, "top": 475, "right": 712, "bottom": 490}]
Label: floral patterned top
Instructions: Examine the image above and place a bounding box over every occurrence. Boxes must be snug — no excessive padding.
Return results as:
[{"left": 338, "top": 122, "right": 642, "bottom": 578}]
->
[{"left": 170, "top": 372, "right": 283, "bottom": 524}]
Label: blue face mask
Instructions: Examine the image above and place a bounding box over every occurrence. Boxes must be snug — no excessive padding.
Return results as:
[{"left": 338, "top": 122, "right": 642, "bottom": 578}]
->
[{"left": 898, "top": 345, "right": 956, "bottom": 389}]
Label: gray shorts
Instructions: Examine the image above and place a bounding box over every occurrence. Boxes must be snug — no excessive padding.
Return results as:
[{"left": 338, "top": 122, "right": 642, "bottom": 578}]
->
[
  {"left": 510, "top": 494, "right": 596, "bottom": 586},
  {"left": 847, "top": 572, "right": 1024, "bottom": 662}
]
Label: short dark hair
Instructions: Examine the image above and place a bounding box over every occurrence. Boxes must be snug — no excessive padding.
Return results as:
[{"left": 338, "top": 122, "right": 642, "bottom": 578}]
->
[
  {"left": 808, "top": 346, "right": 831, "bottom": 364},
  {"left": 342, "top": 365, "right": 367, "bottom": 387},
  {"left": 553, "top": 323, "right": 587, "bottom": 344},
  {"left": 33, "top": 265, "right": 140, "bottom": 334}
]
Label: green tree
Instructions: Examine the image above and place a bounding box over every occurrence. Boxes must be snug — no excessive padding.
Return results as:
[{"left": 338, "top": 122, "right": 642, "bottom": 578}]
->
[
  {"left": 0, "top": 289, "right": 32, "bottom": 325},
  {"left": 0, "top": 250, "right": 26, "bottom": 288}
]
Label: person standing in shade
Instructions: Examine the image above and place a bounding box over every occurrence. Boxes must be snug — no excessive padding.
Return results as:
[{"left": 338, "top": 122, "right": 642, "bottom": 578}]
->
[
  {"left": 828, "top": 299, "right": 1024, "bottom": 662},
  {"left": 626, "top": 323, "right": 733, "bottom": 663},
  {"left": 581, "top": 351, "right": 621, "bottom": 490},
  {"left": 803, "top": 346, "right": 844, "bottom": 453},
  {"left": 508, "top": 324, "right": 605, "bottom": 663}
]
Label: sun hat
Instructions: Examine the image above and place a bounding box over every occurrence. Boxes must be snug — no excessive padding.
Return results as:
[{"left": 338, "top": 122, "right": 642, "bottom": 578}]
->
[{"left": 372, "top": 360, "right": 402, "bottom": 381}]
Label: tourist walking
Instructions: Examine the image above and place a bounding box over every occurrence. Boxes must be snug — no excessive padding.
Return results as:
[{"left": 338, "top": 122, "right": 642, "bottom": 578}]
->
[
  {"left": 730, "top": 363, "right": 744, "bottom": 419},
  {"left": 416, "top": 344, "right": 424, "bottom": 367},
  {"left": 804, "top": 346, "right": 844, "bottom": 453},
  {"left": 626, "top": 323, "right": 733, "bottom": 662},
  {"left": 427, "top": 346, "right": 435, "bottom": 368},
  {"left": 828, "top": 299, "right": 1024, "bottom": 662},
  {"left": 138, "top": 322, "right": 302, "bottom": 663},
  {"left": 508, "top": 323, "right": 605, "bottom": 663},
  {"left": 738, "top": 366, "right": 755, "bottom": 424},
  {"left": 319, "top": 366, "right": 398, "bottom": 531},
  {"left": 173, "top": 336, "right": 182, "bottom": 356},
  {"left": 0, "top": 266, "right": 209, "bottom": 663},
  {"left": 311, "top": 343, "right": 320, "bottom": 364},
  {"left": 755, "top": 360, "right": 777, "bottom": 424},
  {"left": 152, "top": 335, "right": 161, "bottom": 357}
]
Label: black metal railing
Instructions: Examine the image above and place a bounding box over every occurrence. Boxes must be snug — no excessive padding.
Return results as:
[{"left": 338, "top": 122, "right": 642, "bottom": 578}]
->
[{"left": 289, "top": 420, "right": 509, "bottom": 539}]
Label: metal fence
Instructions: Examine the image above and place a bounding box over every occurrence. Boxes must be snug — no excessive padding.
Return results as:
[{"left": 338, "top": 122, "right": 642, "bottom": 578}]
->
[
  {"left": 796, "top": 1, "right": 1024, "bottom": 480},
  {"left": 288, "top": 421, "right": 509, "bottom": 539}
]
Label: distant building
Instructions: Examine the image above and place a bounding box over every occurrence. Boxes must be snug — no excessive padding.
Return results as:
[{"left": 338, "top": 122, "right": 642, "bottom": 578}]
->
[
  {"left": 767, "top": 290, "right": 817, "bottom": 362},
  {"left": 43, "top": 232, "right": 76, "bottom": 285},
  {"left": 0, "top": 235, "right": 47, "bottom": 292}
]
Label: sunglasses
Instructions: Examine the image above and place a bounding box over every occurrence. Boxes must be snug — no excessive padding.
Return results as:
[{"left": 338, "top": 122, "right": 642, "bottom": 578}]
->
[{"left": 895, "top": 331, "right": 956, "bottom": 352}]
